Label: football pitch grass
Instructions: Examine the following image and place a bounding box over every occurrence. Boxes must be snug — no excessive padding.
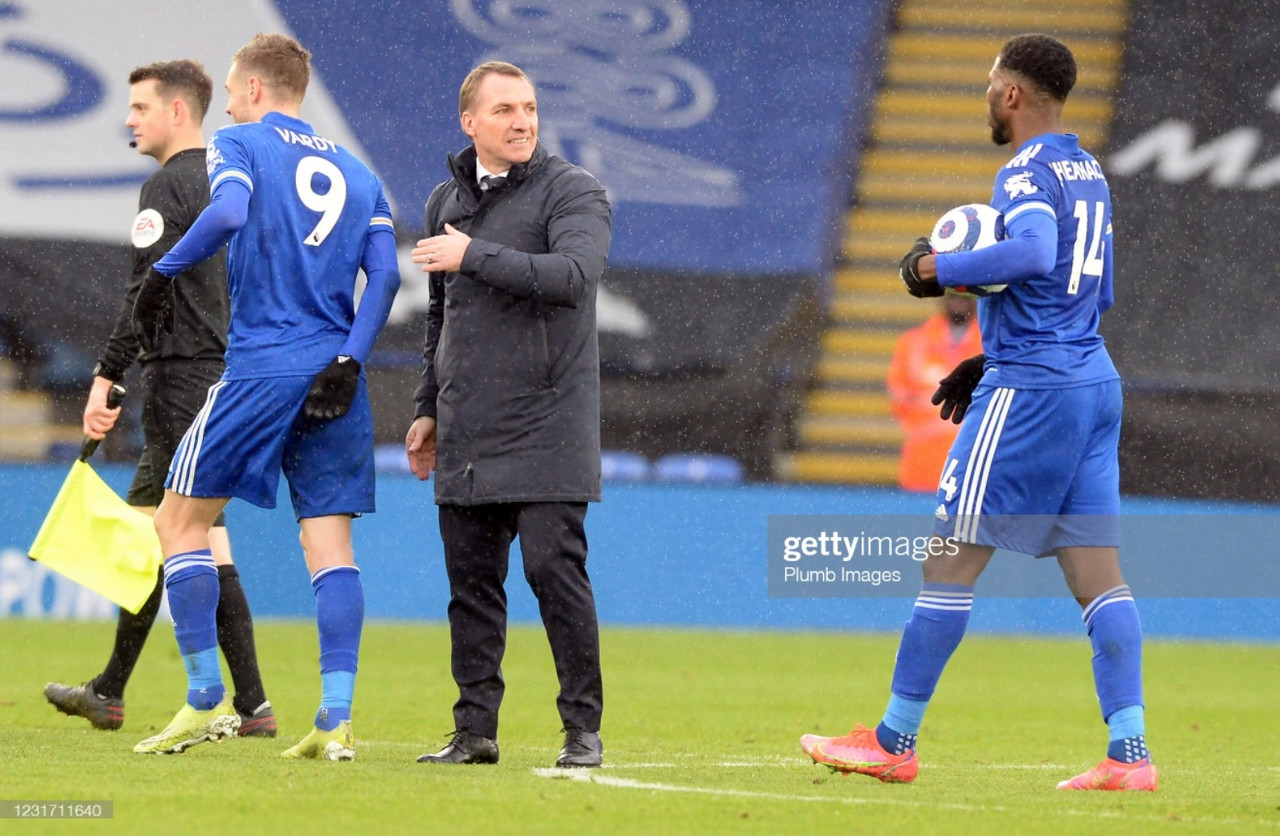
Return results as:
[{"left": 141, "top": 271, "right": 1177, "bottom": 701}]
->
[{"left": 5, "top": 620, "right": 1278, "bottom": 834}]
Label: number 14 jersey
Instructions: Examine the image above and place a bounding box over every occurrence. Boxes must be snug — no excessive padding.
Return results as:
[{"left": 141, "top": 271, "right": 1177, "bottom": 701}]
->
[
  {"left": 981, "top": 132, "right": 1119, "bottom": 389},
  {"left": 207, "top": 111, "right": 393, "bottom": 379}
]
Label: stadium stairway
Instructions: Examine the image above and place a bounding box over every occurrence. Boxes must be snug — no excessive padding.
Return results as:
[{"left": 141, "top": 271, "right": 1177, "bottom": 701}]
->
[
  {"left": 0, "top": 360, "right": 80, "bottom": 460},
  {"left": 778, "top": 0, "right": 1128, "bottom": 485}
]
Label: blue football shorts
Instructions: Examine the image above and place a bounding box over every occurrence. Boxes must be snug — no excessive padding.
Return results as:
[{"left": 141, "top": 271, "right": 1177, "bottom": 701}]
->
[
  {"left": 165, "top": 374, "right": 375, "bottom": 520},
  {"left": 931, "top": 378, "right": 1122, "bottom": 556}
]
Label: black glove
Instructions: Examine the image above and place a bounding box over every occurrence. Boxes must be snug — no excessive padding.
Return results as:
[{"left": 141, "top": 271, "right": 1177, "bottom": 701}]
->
[
  {"left": 131, "top": 267, "right": 176, "bottom": 352},
  {"left": 305, "top": 356, "right": 361, "bottom": 420},
  {"left": 899, "top": 236, "right": 944, "bottom": 298},
  {"left": 931, "top": 353, "right": 986, "bottom": 424}
]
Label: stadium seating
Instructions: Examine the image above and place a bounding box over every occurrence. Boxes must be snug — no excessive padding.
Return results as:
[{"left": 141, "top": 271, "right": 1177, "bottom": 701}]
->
[
  {"left": 653, "top": 453, "right": 744, "bottom": 484},
  {"left": 600, "top": 450, "right": 652, "bottom": 482}
]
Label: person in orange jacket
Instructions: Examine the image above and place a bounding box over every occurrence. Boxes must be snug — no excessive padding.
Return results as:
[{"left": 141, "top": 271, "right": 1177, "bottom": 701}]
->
[{"left": 886, "top": 294, "right": 980, "bottom": 492}]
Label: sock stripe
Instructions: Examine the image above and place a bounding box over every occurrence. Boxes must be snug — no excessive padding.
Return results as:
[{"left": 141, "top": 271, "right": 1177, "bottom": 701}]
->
[
  {"left": 311, "top": 565, "right": 360, "bottom": 586},
  {"left": 163, "top": 550, "right": 216, "bottom": 581},
  {"left": 916, "top": 589, "right": 974, "bottom": 612},
  {"left": 915, "top": 600, "right": 973, "bottom": 612},
  {"left": 1082, "top": 584, "right": 1134, "bottom": 625}
]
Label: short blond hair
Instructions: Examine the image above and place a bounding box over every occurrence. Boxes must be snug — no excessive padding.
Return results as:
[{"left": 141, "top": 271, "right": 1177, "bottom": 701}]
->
[
  {"left": 458, "top": 61, "right": 533, "bottom": 116},
  {"left": 232, "top": 32, "right": 311, "bottom": 100}
]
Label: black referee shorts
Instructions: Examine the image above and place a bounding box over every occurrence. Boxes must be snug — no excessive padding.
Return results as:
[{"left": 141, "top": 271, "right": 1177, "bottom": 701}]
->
[{"left": 126, "top": 359, "right": 226, "bottom": 527}]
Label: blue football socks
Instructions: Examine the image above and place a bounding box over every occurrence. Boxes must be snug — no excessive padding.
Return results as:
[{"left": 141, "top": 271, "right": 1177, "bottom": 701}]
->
[
  {"left": 1106, "top": 705, "right": 1149, "bottom": 763},
  {"left": 163, "top": 550, "right": 224, "bottom": 710},
  {"left": 876, "top": 583, "right": 974, "bottom": 754},
  {"left": 312, "top": 566, "right": 364, "bottom": 730},
  {"left": 1083, "top": 585, "right": 1147, "bottom": 762}
]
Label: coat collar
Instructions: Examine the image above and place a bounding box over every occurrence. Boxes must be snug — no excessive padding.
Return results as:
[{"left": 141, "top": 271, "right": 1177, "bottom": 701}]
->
[{"left": 447, "top": 141, "right": 548, "bottom": 200}]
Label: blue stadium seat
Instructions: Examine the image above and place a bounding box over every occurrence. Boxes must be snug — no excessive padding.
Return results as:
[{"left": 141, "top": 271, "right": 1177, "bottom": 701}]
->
[
  {"left": 653, "top": 453, "right": 744, "bottom": 484},
  {"left": 373, "top": 443, "right": 413, "bottom": 474},
  {"left": 600, "top": 450, "right": 651, "bottom": 482}
]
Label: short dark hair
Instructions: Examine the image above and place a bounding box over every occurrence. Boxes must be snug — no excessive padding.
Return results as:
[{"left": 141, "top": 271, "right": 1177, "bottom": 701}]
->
[
  {"left": 128, "top": 59, "right": 213, "bottom": 121},
  {"left": 232, "top": 32, "right": 311, "bottom": 100},
  {"left": 459, "top": 61, "right": 533, "bottom": 116},
  {"left": 998, "top": 34, "right": 1077, "bottom": 102}
]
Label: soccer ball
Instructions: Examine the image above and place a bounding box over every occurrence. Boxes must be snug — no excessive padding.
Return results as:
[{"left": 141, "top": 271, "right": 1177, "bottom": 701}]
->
[{"left": 929, "top": 203, "right": 1007, "bottom": 297}]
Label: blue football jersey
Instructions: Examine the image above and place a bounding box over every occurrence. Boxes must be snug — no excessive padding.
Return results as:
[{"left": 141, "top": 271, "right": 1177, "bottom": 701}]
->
[
  {"left": 206, "top": 112, "right": 394, "bottom": 378},
  {"left": 972, "top": 133, "right": 1119, "bottom": 389}
]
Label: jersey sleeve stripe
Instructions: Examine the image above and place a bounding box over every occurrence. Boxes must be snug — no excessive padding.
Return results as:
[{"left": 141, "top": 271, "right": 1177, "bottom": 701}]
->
[
  {"left": 1003, "top": 201, "right": 1055, "bottom": 224},
  {"left": 211, "top": 170, "right": 254, "bottom": 193},
  {"left": 369, "top": 217, "right": 394, "bottom": 229}
]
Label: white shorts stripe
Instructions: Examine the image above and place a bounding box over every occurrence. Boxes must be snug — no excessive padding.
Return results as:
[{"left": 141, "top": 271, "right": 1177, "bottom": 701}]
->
[
  {"left": 173, "top": 381, "right": 225, "bottom": 496},
  {"left": 955, "top": 388, "right": 1005, "bottom": 532},
  {"left": 965, "top": 388, "right": 1015, "bottom": 540},
  {"left": 955, "top": 387, "right": 1015, "bottom": 541}
]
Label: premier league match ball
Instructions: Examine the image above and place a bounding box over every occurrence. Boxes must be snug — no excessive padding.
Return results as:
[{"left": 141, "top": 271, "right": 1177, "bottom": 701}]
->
[{"left": 929, "top": 203, "right": 1008, "bottom": 297}]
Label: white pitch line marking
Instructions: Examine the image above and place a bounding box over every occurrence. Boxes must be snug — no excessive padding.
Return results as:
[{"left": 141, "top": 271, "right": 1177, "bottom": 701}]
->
[
  {"left": 532, "top": 768, "right": 1280, "bottom": 828},
  {"left": 532, "top": 769, "right": 1007, "bottom": 812}
]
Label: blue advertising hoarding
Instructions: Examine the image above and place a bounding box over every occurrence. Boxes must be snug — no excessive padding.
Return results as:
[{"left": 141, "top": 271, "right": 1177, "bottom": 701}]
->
[{"left": 2, "top": 464, "right": 1277, "bottom": 641}]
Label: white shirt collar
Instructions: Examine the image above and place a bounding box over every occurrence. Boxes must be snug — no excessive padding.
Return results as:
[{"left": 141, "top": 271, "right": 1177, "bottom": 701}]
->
[{"left": 475, "top": 159, "right": 508, "bottom": 186}]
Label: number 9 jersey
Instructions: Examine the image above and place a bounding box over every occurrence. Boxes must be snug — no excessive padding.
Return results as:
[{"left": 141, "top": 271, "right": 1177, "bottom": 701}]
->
[
  {"left": 981, "top": 133, "right": 1118, "bottom": 390},
  {"left": 207, "top": 112, "right": 394, "bottom": 379}
]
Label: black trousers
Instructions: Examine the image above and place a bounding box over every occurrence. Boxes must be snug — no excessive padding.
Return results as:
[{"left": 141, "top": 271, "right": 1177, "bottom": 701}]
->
[{"left": 439, "top": 501, "right": 603, "bottom": 739}]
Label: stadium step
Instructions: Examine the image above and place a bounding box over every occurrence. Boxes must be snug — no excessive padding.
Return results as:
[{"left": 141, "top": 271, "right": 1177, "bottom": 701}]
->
[
  {"left": 0, "top": 390, "right": 80, "bottom": 460},
  {"left": 835, "top": 267, "right": 897, "bottom": 294},
  {"left": 900, "top": 4, "right": 1126, "bottom": 35},
  {"left": 889, "top": 33, "right": 1123, "bottom": 66},
  {"left": 806, "top": 389, "right": 891, "bottom": 419},
  {"left": 883, "top": 58, "right": 1119, "bottom": 93},
  {"left": 871, "top": 117, "right": 1105, "bottom": 150},
  {"left": 821, "top": 329, "right": 899, "bottom": 356},
  {"left": 777, "top": 451, "right": 901, "bottom": 485},
  {"left": 783, "top": 0, "right": 1130, "bottom": 486},
  {"left": 799, "top": 416, "right": 903, "bottom": 448},
  {"left": 814, "top": 356, "right": 899, "bottom": 386},
  {"left": 830, "top": 295, "right": 929, "bottom": 326}
]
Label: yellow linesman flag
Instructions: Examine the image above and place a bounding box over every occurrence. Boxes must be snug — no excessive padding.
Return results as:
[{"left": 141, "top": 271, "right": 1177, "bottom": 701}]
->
[{"left": 28, "top": 460, "right": 162, "bottom": 614}]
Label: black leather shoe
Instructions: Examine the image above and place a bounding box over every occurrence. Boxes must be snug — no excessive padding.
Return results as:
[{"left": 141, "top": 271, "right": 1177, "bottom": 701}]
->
[
  {"left": 556, "top": 728, "right": 602, "bottom": 768},
  {"left": 417, "top": 730, "right": 499, "bottom": 764}
]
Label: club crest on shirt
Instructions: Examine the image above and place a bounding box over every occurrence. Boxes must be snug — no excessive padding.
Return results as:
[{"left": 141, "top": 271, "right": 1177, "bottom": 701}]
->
[
  {"left": 1003, "top": 171, "right": 1038, "bottom": 199},
  {"left": 131, "top": 208, "right": 164, "bottom": 249},
  {"left": 206, "top": 139, "right": 226, "bottom": 175}
]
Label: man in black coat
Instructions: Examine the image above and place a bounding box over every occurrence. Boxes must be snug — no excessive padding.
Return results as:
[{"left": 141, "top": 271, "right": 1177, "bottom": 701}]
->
[{"left": 405, "top": 61, "right": 612, "bottom": 768}]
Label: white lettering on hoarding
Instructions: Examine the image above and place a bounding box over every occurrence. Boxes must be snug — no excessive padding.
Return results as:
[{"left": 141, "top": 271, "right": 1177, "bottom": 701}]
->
[
  {"left": 451, "top": 0, "right": 743, "bottom": 207},
  {"left": 1107, "top": 81, "right": 1280, "bottom": 189}
]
